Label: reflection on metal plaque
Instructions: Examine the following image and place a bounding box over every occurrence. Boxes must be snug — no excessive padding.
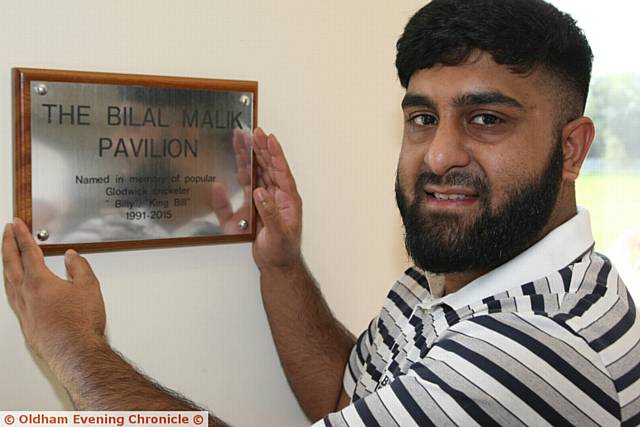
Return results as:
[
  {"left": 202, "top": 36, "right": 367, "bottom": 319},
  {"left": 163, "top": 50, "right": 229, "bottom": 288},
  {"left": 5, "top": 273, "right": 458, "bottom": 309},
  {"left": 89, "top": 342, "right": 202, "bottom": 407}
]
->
[{"left": 13, "top": 68, "right": 257, "bottom": 253}]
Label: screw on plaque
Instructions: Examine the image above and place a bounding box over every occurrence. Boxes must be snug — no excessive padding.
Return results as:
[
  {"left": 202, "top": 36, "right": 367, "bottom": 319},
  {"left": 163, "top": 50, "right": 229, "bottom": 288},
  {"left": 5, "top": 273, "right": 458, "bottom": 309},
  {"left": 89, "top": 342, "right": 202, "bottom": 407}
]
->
[
  {"left": 34, "top": 84, "right": 48, "bottom": 96},
  {"left": 36, "top": 229, "right": 50, "bottom": 241},
  {"left": 239, "top": 95, "right": 251, "bottom": 106},
  {"left": 238, "top": 219, "right": 249, "bottom": 231}
]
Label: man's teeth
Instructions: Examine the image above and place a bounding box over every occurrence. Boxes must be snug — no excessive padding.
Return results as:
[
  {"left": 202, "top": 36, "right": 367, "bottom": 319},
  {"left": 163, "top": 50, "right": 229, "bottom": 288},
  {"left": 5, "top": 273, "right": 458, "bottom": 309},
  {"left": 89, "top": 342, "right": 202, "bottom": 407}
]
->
[{"left": 433, "top": 193, "right": 470, "bottom": 200}]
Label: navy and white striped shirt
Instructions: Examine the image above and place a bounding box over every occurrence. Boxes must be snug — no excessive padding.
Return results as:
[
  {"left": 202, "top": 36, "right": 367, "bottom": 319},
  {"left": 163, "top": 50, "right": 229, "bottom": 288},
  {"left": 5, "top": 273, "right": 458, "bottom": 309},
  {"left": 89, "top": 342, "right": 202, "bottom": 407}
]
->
[{"left": 319, "top": 209, "right": 640, "bottom": 426}]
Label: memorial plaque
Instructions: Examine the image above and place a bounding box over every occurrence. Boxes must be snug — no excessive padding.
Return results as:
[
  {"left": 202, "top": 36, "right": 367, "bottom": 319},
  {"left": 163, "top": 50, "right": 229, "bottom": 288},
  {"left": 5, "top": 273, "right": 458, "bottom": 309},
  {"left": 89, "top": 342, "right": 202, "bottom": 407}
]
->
[{"left": 13, "top": 68, "right": 257, "bottom": 253}]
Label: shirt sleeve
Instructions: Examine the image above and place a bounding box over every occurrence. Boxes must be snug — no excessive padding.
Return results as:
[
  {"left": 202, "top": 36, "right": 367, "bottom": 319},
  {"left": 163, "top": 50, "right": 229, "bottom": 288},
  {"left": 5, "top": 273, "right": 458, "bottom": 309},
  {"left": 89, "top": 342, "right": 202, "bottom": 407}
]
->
[
  {"left": 343, "top": 317, "right": 378, "bottom": 400},
  {"left": 318, "top": 313, "right": 622, "bottom": 427}
]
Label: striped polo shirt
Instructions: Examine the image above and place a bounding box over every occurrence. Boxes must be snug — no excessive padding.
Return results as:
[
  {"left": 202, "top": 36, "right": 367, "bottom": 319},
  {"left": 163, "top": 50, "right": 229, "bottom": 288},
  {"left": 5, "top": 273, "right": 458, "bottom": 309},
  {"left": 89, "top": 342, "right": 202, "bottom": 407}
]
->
[{"left": 318, "top": 209, "right": 640, "bottom": 426}]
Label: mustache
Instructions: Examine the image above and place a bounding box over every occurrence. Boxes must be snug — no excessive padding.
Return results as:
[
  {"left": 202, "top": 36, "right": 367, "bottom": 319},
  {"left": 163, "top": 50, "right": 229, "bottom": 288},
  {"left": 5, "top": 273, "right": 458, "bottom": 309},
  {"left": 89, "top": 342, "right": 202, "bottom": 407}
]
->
[{"left": 415, "top": 170, "right": 490, "bottom": 194}]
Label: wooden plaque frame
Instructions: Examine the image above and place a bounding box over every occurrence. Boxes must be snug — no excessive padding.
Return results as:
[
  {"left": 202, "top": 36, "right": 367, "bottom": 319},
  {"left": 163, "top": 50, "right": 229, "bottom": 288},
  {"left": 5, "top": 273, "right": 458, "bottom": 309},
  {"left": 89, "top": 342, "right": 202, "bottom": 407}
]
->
[{"left": 13, "top": 68, "right": 258, "bottom": 254}]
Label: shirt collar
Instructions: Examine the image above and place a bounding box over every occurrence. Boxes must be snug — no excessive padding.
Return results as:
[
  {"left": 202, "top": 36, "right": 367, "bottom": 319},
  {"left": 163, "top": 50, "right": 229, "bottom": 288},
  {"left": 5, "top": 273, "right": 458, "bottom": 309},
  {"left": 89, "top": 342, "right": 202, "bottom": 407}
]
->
[{"left": 422, "top": 207, "right": 594, "bottom": 310}]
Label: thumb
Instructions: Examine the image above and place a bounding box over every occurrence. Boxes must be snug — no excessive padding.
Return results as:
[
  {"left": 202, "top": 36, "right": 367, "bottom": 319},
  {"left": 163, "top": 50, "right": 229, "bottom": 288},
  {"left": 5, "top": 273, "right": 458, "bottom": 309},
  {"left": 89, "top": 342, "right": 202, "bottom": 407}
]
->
[
  {"left": 254, "top": 188, "right": 283, "bottom": 233},
  {"left": 64, "top": 249, "right": 98, "bottom": 285}
]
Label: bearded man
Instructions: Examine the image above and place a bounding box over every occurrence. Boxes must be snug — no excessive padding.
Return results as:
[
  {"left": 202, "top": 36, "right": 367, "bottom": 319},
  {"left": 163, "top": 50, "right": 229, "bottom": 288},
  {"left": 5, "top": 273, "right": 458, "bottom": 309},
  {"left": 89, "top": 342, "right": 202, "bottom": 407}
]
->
[{"left": 3, "top": 0, "right": 639, "bottom": 426}]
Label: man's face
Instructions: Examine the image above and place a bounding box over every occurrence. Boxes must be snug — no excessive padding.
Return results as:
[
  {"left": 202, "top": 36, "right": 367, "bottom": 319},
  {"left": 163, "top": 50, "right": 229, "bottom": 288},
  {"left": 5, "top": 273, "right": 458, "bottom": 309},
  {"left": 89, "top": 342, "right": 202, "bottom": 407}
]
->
[{"left": 396, "top": 53, "right": 565, "bottom": 273}]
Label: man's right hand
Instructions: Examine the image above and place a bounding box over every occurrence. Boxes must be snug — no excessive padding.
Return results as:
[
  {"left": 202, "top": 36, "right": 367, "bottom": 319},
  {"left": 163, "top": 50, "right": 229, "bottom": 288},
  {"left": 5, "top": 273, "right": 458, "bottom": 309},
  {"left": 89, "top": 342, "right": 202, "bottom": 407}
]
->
[
  {"left": 3, "top": 221, "right": 229, "bottom": 421},
  {"left": 251, "top": 128, "right": 304, "bottom": 271},
  {"left": 2, "top": 219, "right": 107, "bottom": 382},
  {"left": 250, "top": 129, "right": 355, "bottom": 422}
]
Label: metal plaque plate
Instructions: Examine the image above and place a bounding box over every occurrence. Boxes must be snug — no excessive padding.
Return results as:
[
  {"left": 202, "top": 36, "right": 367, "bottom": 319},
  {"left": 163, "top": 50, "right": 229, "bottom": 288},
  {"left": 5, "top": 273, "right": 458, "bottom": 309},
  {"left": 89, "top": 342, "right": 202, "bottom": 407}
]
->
[{"left": 13, "top": 68, "right": 257, "bottom": 253}]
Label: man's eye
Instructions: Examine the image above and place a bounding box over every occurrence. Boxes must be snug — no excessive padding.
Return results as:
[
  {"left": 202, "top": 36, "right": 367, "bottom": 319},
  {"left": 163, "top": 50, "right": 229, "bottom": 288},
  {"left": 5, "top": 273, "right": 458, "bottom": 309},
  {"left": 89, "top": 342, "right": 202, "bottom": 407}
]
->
[
  {"left": 409, "top": 114, "right": 438, "bottom": 126},
  {"left": 470, "top": 114, "right": 503, "bottom": 126}
]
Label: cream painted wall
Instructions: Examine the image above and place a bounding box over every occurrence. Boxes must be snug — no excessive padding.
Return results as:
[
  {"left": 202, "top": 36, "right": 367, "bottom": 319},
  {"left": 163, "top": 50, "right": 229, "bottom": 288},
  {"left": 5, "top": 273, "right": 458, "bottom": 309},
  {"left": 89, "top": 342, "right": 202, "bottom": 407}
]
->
[{"left": 0, "top": 1, "right": 424, "bottom": 425}]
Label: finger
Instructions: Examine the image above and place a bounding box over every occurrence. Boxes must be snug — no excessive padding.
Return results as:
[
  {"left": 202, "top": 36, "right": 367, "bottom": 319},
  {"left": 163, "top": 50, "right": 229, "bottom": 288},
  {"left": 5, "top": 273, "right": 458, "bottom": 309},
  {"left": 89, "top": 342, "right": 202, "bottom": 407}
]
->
[
  {"left": 2, "top": 224, "right": 23, "bottom": 295},
  {"left": 64, "top": 249, "right": 99, "bottom": 286},
  {"left": 210, "top": 182, "right": 234, "bottom": 224},
  {"left": 253, "top": 127, "right": 268, "bottom": 151},
  {"left": 267, "top": 134, "right": 299, "bottom": 195},
  {"left": 254, "top": 154, "right": 273, "bottom": 188},
  {"left": 253, "top": 188, "right": 284, "bottom": 234},
  {"left": 253, "top": 128, "right": 274, "bottom": 188},
  {"left": 253, "top": 153, "right": 271, "bottom": 187},
  {"left": 256, "top": 159, "right": 268, "bottom": 187},
  {"left": 12, "top": 218, "right": 46, "bottom": 273}
]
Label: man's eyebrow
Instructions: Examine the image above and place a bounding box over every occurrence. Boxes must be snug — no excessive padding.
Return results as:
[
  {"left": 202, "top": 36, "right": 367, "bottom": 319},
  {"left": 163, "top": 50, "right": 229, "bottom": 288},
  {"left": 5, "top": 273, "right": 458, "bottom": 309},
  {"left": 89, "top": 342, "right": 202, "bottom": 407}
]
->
[
  {"left": 453, "top": 91, "right": 524, "bottom": 109},
  {"left": 401, "top": 93, "right": 437, "bottom": 110},
  {"left": 401, "top": 91, "right": 524, "bottom": 111}
]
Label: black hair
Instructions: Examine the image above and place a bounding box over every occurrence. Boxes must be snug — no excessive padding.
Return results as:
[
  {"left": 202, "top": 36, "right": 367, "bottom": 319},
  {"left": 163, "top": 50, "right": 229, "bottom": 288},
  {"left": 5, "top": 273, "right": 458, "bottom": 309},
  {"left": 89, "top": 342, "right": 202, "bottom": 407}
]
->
[{"left": 396, "top": 0, "right": 593, "bottom": 117}]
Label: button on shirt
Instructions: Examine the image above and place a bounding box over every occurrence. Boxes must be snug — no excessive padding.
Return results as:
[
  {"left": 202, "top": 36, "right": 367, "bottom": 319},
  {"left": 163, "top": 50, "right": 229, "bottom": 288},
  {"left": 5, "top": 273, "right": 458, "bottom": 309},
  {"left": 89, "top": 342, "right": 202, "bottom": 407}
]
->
[{"left": 318, "top": 209, "right": 640, "bottom": 426}]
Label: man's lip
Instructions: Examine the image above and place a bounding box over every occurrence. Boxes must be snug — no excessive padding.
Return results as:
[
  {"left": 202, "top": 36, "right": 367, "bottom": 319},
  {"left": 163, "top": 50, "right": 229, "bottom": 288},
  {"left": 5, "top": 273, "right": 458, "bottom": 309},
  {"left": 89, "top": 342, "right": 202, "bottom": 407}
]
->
[{"left": 423, "top": 185, "right": 479, "bottom": 197}]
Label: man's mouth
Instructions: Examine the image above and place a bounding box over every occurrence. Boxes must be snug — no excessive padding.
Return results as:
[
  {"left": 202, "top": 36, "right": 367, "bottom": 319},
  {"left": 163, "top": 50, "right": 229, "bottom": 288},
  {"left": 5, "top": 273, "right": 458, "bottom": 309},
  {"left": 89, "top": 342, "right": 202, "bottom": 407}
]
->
[
  {"left": 432, "top": 192, "right": 474, "bottom": 200},
  {"left": 423, "top": 186, "right": 480, "bottom": 207}
]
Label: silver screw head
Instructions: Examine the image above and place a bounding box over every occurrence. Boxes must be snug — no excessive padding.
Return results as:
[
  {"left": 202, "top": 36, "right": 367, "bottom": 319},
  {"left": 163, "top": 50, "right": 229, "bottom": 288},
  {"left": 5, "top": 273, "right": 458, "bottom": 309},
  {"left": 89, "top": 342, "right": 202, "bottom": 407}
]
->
[
  {"left": 239, "top": 95, "right": 251, "bottom": 106},
  {"left": 34, "top": 84, "right": 48, "bottom": 96},
  {"left": 238, "top": 219, "right": 249, "bottom": 231},
  {"left": 36, "top": 229, "right": 50, "bottom": 241}
]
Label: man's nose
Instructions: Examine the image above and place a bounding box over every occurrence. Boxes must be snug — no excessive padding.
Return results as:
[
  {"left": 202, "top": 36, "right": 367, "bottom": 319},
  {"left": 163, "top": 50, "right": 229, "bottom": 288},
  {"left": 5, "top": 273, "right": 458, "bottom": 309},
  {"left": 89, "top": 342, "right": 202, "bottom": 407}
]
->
[{"left": 425, "top": 120, "right": 471, "bottom": 176}]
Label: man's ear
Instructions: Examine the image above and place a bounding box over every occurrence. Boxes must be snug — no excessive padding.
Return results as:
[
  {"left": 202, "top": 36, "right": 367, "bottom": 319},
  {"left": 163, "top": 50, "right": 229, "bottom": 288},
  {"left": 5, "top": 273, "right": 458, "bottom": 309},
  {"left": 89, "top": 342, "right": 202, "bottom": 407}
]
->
[{"left": 561, "top": 116, "right": 595, "bottom": 182}]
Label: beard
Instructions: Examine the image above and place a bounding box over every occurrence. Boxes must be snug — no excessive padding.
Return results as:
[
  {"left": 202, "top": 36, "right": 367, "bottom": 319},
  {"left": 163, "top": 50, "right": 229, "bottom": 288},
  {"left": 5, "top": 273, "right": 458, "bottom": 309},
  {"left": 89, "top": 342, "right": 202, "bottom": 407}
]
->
[{"left": 395, "top": 140, "right": 564, "bottom": 273}]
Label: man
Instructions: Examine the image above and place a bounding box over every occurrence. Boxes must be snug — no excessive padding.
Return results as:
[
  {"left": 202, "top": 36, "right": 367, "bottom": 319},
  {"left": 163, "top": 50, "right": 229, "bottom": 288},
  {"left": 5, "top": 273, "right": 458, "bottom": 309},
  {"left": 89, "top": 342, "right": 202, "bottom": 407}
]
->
[{"left": 3, "top": 0, "right": 639, "bottom": 425}]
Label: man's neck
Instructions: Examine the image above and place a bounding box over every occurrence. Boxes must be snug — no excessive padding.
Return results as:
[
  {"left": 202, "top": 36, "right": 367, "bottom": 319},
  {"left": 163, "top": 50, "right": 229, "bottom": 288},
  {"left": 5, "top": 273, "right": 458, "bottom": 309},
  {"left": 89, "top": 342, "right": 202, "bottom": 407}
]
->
[{"left": 425, "top": 269, "right": 488, "bottom": 296}]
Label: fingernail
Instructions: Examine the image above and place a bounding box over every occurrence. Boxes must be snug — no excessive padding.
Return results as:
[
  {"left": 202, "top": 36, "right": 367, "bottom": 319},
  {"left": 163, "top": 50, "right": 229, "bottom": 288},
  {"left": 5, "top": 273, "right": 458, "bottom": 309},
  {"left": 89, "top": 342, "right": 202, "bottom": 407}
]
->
[
  {"left": 64, "top": 249, "right": 77, "bottom": 262},
  {"left": 254, "top": 188, "right": 265, "bottom": 203}
]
